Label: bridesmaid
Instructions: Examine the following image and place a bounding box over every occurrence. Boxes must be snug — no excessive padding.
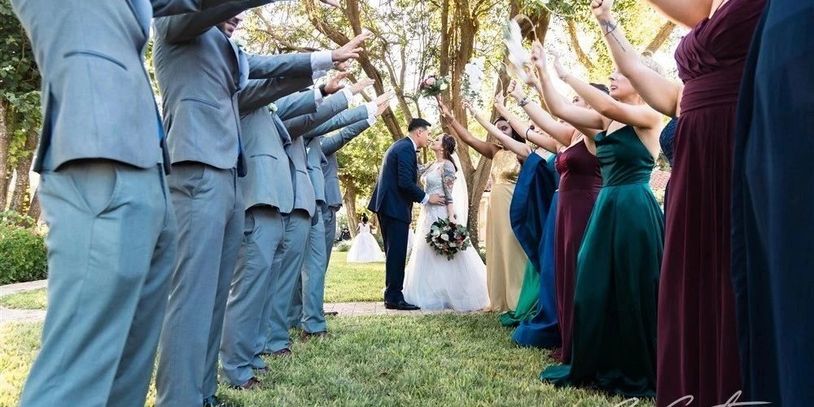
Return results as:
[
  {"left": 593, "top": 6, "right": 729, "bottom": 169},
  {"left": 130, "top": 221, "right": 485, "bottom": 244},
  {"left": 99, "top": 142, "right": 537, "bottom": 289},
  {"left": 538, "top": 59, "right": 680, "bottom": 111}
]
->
[
  {"left": 484, "top": 97, "right": 561, "bottom": 330},
  {"left": 490, "top": 92, "right": 562, "bottom": 347},
  {"left": 439, "top": 99, "right": 528, "bottom": 312},
  {"left": 535, "top": 43, "right": 664, "bottom": 397},
  {"left": 592, "top": 0, "right": 764, "bottom": 403},
  {"left": 732, "top": 1, "right": 814, "bottom": 404},
  {"left": 510, "top": 78, "right": 605, "bottom": 362}
]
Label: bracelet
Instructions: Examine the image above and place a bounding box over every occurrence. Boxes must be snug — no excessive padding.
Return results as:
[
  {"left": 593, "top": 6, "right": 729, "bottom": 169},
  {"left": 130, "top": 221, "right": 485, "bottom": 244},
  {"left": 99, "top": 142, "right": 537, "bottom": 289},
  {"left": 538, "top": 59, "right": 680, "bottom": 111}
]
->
[
  {"left": 525, "top": 127, "right": 533, "bottom": 138},
  {"left": 518, "top": 97, "right": 530, "bottom": 107}
]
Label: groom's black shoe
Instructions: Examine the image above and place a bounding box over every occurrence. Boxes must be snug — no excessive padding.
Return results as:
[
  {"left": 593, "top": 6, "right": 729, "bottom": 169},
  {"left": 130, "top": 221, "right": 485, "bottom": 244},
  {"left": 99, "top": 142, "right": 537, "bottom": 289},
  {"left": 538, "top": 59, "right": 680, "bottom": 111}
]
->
[{"left": 384, "top": 300, "right": 420, "bottom": 311}]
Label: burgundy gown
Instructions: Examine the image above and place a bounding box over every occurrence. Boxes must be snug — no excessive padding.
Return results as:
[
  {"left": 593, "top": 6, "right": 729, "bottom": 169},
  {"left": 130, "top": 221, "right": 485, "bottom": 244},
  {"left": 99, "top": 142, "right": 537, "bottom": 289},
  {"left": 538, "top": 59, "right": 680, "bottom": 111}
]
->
[
  {"left": 552, "top": 141, "right": 601, "bottom": 363},
  {"left": 658, "top": 0, "right": 765, "bottom": 405}
]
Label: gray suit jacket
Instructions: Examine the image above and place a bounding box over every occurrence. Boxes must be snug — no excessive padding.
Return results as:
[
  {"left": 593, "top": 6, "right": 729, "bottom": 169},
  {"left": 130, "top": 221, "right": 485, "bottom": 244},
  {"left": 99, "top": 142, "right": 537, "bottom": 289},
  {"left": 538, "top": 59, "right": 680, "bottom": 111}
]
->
[
  {"left": 11, "top": 0, "right": 220, "bottom": 172},
  {"left": 153, "top": 2, "right": 313, "bottom": 173},
  {"left": 238, "top": 78, "right": 315, "bottom": 214},
  {"left": 302, "top": 105, "right": 369, "bottom": 204},
  {"left": 322, "top": 119, "right": 372, "bottom": 209},
  {"left": 283, "top": 91, "right": 349, "bottom": 137}
]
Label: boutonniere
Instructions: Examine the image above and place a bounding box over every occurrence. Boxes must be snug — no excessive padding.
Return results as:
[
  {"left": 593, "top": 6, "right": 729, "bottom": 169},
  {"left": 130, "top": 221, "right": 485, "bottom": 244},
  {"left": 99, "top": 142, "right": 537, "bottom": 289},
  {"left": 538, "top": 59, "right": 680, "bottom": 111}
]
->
[{"left": 268, "top": 103, "right": 278, "bottom": 113}]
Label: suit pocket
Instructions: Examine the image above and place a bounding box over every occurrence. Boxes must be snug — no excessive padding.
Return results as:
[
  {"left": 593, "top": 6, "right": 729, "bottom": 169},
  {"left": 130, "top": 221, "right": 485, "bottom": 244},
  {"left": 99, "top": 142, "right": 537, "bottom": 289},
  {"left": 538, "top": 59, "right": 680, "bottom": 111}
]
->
[
  {"left": 180, "top": 97, "right": 221, "bottom": 110},
  {"left": 55, "top": 161, "right": 122, "bottom": 217},
  {"left": 249, "top": 153, "right": 278, "bottom": 160},
  {"left": 64, "top": 51, "right": 128, "bottom": 71}
]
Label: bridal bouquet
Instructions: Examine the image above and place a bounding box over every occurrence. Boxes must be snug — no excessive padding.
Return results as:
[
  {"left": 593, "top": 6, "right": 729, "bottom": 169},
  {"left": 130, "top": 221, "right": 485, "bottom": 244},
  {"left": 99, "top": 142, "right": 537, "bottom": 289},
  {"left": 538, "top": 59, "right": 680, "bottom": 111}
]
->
[
  {"left": 418, "top": 75, "right": 450, "bottom": 98},
  {"left": 425, "top": 218, "right": 470, "bottom": 260}
]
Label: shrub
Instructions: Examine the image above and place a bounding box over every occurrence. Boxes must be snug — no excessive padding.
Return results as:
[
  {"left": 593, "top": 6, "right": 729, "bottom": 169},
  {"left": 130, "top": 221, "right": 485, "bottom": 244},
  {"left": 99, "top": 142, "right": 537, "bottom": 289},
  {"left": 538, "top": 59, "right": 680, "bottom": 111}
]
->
[
  {"left": 0, "top": 223, "right": 47, "bottom": 285},
  {"left": 335, "top": 241, "right": 351, "bottom": 252}
]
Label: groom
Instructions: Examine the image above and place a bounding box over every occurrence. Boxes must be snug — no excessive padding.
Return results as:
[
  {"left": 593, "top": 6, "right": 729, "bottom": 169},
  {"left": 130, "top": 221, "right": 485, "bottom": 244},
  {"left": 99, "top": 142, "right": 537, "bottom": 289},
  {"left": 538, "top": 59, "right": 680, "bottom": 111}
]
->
[{"left": 368, "top": 118, "right": 445, "bottom": 310}]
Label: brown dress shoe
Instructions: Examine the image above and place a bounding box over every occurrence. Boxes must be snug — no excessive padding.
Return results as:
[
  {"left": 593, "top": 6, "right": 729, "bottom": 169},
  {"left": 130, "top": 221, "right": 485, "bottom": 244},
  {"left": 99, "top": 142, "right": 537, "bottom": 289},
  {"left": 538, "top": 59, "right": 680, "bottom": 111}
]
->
[
  {"left": 270, "top": 348, "right": 292, "bottom": 357},
  {"left": 231, "top": 376, "right": 261, "bottom": 390}
]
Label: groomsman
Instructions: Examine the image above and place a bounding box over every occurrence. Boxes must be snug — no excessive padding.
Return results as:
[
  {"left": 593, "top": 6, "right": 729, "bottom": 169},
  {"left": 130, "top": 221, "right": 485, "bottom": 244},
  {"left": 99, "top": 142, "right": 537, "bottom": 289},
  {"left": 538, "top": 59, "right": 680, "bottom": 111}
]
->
[
  {"left": 10, "top": 1, "right": 222, "bottom": 406},
  {"left": 290, "top": 95, "right": 386, "bottom": 336},
  {"left": 151, "top": 6, "right": 362, "bottom": 405},
  {"left": 220, "top": 74, "right": 348, "bottom": 389}
]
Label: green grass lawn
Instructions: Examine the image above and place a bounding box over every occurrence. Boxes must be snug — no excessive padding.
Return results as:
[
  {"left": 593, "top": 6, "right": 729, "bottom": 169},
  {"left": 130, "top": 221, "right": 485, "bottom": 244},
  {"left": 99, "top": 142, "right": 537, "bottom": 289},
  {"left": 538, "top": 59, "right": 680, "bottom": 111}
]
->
[
  {"left": 0, "top": 314, "right": 652, "bottom": 407},
  {"left": 0, "top": 251, "right": 384, "bottom": 311}
]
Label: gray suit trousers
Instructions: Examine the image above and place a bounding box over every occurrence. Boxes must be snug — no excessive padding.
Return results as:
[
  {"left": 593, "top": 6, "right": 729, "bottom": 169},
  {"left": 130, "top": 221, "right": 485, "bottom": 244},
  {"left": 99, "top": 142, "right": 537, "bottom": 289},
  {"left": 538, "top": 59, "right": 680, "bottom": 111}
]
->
[
  {"left": 20, "top": 161, "right": 177, "bottom": 407},
  {"left": 220, "top": 207, "right": 284, "bottom": 386},
  {"left": 261, "top": 210, "right": 310, "bottom": 352},
  {"left": 156, "top": 164, "right": 243, "bottom": 406},
  {"left": 299, "top": 204, "right": 330, "bottom": 333},
  {"left": 323, "top": 206, "right": 338, "bottom": 267}
]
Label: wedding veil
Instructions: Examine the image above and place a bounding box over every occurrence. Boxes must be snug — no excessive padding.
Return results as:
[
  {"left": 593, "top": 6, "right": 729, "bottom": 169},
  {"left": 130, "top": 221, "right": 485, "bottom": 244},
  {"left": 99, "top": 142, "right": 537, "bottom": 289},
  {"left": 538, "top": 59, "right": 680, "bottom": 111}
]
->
[{"left": 451, "top": 153, "right": 469, "bottom": 226}]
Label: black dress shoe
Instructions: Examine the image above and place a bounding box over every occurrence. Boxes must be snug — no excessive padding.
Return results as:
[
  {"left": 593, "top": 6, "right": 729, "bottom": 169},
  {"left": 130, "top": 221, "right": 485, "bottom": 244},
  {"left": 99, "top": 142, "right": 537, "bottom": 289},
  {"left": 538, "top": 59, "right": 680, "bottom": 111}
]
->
[
  {"left": 230, "top": 376, "right": 261, "bottom": 390},
  {"left": 384, "top": 300, "right": 420, "bottom": 311}
]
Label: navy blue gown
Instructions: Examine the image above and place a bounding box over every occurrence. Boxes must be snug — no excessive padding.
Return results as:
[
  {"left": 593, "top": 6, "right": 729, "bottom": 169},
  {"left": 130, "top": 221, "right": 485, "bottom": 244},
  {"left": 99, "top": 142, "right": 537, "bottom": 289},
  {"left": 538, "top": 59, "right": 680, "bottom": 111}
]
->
[
  {"left": 732, "top": 1, "right": 814, "bottom": 404},
  {"left": 512, "top": 154, "right": 560, "bottom": 348}
]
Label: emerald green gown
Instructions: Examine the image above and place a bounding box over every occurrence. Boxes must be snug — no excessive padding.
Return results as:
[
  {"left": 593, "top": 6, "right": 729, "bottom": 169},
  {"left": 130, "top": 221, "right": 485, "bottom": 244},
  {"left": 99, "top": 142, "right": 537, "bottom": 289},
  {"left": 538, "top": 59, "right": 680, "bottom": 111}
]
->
[
  {"left": 540, "top": 126, "right": 663, "bottom": 397},
  {"left": 498, "top": 261, "right": 539, "bottom": 326}
]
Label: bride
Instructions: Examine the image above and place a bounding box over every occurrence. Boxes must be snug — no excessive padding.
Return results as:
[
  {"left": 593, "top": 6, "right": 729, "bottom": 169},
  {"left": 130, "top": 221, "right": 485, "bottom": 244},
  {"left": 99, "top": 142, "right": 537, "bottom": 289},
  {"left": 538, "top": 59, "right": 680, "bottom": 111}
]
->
[
  {"left": 403, "top": 134, "right": 490, "bottom": 312},
  {"left": 347, "top": 214, "right": 386, "bottom": 263}
]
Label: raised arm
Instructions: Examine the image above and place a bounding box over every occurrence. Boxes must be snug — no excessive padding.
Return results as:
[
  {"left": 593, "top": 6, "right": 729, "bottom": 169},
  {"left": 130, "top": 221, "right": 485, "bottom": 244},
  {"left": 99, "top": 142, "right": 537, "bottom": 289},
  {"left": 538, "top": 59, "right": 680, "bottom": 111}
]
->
[
  {"left": 275, "top": 90, "right": 317, "bottom": 121},
  {"left": 301, "top": 104, "right": 370, "bottom": 141},
  {"left": 238, "top": 76, "right": 313, "bottom": 113},
  {"left": 153, "top": 0, "right": 271, "bottom": 43},
  {"left": 489, "top": 98, "right": 534, "bottom": 159},
  {"left": 643, "top": 0, "right": 713, "bottom": 28},
  {"left": 283, "top": 91, "right": 349, "bottom": 137},
  {"left": 505, "top": 80, "right": 575, "bottom": 146},
  {"left": 592, "top": 0, "right": 682, "bottom": 117},
  {"left": 436, "top": 98, "right": 501, "bottom": 159},
  {"left": 321, "top": 118, "right": 371, "bottom": 156},
  {"left": 531, "top": 43, "right": 608, "bottom": 132},
  {"left": 554, "top": 54, "right": 663, "bottom": 130},
  {"left": 246, "top": 52, "right": 313, "bottom": 80}
]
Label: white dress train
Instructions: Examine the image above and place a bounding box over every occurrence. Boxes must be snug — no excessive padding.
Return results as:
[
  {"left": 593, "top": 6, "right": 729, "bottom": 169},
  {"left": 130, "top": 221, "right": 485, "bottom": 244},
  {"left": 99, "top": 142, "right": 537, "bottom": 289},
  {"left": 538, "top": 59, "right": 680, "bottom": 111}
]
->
[
  {"left": 346, "top": 223, "right": 385, "bottom": 263},
  {"left": 403, "top": 160, "right": 490, "bottom": 312}
]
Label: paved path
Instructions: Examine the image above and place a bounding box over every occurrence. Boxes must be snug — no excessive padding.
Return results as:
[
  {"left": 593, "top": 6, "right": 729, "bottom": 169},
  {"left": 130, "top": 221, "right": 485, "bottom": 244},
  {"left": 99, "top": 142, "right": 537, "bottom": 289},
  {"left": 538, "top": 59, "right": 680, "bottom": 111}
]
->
[{"left": 1, "top": 280, "right": 456, "bottom": 325}]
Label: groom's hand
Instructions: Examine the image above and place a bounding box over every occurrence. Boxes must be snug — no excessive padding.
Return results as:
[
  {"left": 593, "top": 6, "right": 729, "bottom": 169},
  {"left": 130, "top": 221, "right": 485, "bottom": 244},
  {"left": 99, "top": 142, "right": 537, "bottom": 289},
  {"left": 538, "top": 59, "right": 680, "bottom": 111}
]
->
[{"left": 427, "top": 194, "right": 446, "bottom": 205}]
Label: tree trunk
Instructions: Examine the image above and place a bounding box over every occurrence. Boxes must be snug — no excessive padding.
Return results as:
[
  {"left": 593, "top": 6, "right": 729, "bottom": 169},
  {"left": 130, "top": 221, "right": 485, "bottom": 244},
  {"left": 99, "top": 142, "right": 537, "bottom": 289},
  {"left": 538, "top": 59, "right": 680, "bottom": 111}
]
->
[
  {"left": 0, "top": 102, "right": 11, "bottom": 210},
  {"left": 28, "top": 189, "right": 41, "bottom": 222},
  {"left": 9, "top": 128, "right": 38, "bottom": 214},
  {"left": 645, "top": 22, "right": 676, "bottom": 54}
]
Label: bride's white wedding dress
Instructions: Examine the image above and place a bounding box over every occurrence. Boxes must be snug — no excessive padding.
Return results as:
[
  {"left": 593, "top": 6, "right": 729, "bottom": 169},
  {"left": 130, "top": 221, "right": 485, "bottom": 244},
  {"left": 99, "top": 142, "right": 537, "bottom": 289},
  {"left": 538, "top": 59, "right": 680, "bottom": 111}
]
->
[
  {"left": 347, "top": 223, "right": 385, "bottom": 263},
  {"left": 403, "top": 159, "right": 490, "bottom": 312}
]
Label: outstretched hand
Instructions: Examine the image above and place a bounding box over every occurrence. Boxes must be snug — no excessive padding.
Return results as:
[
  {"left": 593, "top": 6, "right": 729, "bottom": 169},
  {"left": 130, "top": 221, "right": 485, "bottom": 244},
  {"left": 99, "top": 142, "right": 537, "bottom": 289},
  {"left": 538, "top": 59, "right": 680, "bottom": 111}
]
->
[
  {"left": 349, "top": 78, "right": 375, "bottom": 94},
  {"left": 551, "top": 53, "right": 569, "bottom": 81},
  {"left": 331, "top": 32, "right": 372, "bottom": 62},
  {"left": 435, "top": 97, "right": 452, "bottom": 118},
  {"left": 507, "top": 80, "right": 526, "bottom": 100},
  {"left": 324, "top": 72, "right": 350, "bottom": 94}
]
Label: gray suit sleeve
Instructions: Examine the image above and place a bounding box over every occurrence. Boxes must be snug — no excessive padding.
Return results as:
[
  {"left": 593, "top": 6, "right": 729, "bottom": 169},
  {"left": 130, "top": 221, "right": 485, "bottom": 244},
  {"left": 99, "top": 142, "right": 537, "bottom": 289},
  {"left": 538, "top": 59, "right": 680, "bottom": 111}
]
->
[
  {"left": 276, "top": 91, "right": 317, "bottom": 121},
  {"left": 154, "top": 0, "right": 271, "bottom": 43},
  {"left": 282, "top": 92, "right": 349, "bottom": 138},
  {"left": 238, "top": 76, "right": 313, "bottom": 113},
  {"left": 246, "top": 52, "right": 313, "bottom": 79},
  {"left": 321, "top": 119, "right": 371, "bottom": 156},
  {"left": 301, "top": 104, "right": 368, "bottom": 141}
]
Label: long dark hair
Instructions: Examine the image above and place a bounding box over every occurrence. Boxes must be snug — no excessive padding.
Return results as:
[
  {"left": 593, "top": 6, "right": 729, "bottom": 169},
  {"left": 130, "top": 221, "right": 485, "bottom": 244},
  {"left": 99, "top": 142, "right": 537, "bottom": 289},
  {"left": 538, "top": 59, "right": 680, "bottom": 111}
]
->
[
  {"left": 441, "top": 134, "right": 458, "bottom": 172},
  {"left": 361, "top": 214, "right": 369, "bottom": 224},
  {"left": 493, "top": 116, "right": 523, "bottom": 143}
]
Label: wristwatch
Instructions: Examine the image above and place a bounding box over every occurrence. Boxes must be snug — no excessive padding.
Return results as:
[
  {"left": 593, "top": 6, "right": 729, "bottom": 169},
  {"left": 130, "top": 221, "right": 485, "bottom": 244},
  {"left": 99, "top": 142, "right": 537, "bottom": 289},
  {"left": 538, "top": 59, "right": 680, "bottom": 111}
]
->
[{"left": 518, "top": 97, "right": 530, "bottom": 107}]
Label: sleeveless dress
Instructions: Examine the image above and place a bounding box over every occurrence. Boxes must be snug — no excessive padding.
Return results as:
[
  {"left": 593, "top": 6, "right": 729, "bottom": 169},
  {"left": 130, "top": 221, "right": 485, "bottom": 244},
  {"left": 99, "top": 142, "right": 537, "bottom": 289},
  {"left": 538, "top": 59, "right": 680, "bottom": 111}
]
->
[
  {"left": 732, "top": 1, "right": 814, "bottom": 404},
  {"left": 551, "top": 141, "right": 601, "bottom": 363},
  {"left": 346, "top": 223, "right": 385, "bottom": 263},
  {"left": 540, "top": 126, "right": 663, "bottom": 397},
  {"left": 485, "top": 150, "right": 527, "bottom": 311},
  {"left": 500, "top": 152, "right": 557, "bottom": 327},
  {"left": 658, "top": 1, "right": 765, "bottom": 405},
  {"left": 511, "top": 154, "right": 560, "bottom": 347},
  {"left": 403, "top": 161, "right": 490, "bottom": 311}
]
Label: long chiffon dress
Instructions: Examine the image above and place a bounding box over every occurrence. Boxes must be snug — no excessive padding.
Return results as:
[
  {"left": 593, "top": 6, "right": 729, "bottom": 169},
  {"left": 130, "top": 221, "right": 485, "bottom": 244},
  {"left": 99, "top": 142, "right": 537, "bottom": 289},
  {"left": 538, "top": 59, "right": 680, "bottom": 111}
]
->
[
  {"left": 732, "top": 1, "right": 814, "bottom": 404},
  {"left": 485, "top": 150, "right": 527, "bottom": 312},
  {"left": 541, "top": 126, "right": 663, "bottom": 397},
  {"left": 551, "top": 141, "right": 601, "bottom": 363},
  {"left": 657, "top": 0, "right": 764, "bottom": 404}
]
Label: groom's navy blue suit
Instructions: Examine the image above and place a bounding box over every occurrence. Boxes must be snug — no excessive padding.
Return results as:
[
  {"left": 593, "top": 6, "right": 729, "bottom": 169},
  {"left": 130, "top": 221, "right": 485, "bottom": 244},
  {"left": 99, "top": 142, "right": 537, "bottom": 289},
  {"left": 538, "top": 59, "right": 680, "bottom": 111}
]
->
[{"left": 368, "top": 137, "right": 426, "bottom": 303}]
